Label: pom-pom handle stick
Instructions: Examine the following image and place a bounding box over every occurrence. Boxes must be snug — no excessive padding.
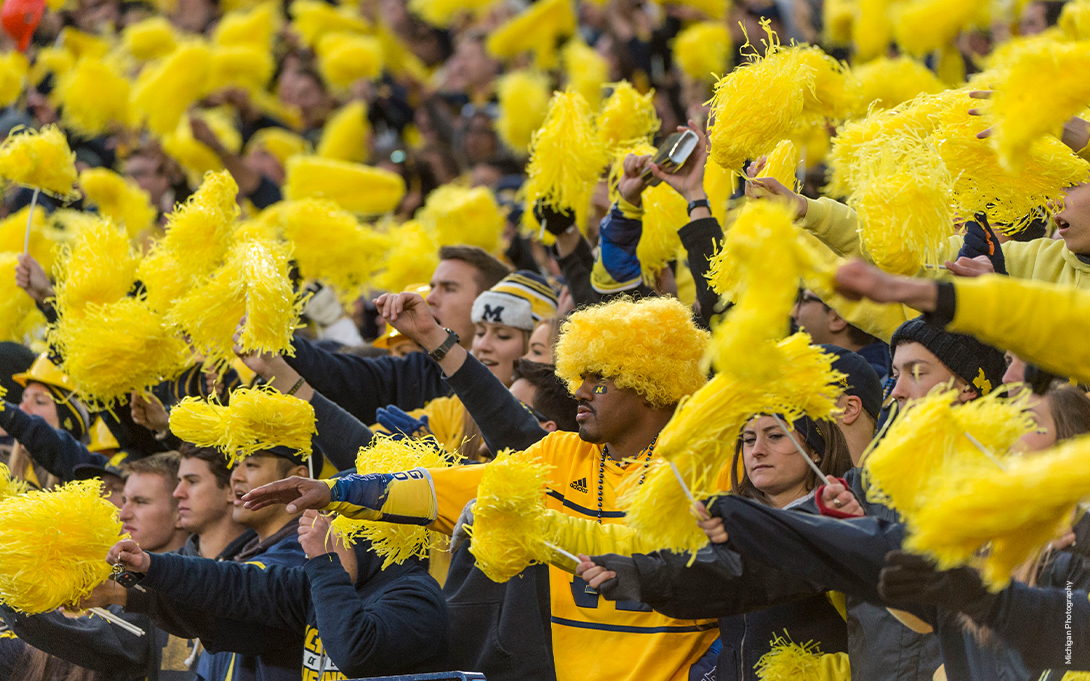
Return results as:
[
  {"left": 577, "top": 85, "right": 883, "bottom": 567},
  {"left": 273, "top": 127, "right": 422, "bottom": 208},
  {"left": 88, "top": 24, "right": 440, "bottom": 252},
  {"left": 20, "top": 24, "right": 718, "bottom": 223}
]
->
[
  {"left": 545, "top": 542, "right": 580, "bottom": 565},
  {"left": 770, "top": 414, "right": 828, "bottom": 481},
  {"left": 669, "top": 461, "right": 696, "bottom": 504},
  {"left": 87, "top": 607, "right": 145, "bottom": 636},
  {"left": 22, "top": 187, "right": 38, "bottom": 253},
  {"left": 963, "top": 430, "right": 1008, "bottom": 471}
]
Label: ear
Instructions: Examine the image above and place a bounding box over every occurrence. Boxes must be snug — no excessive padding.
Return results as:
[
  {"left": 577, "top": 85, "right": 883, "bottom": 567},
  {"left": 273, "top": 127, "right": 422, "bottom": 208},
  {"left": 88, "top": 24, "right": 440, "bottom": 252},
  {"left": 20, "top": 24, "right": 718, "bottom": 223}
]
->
[
  {"left": 840, "top": 395, "right": 863, "bottom": 426},
  {"left": 542, "top": 421, "right": 558, "bottom": 433},
  {"left": 827, "top": 309, "right": 849, "bottom": 334},
  {"left": 292, "top": 464, "right": 310, "bottom": 479},
  {"left": 954, "top": 376, "right": 978, "bottom": 403}
]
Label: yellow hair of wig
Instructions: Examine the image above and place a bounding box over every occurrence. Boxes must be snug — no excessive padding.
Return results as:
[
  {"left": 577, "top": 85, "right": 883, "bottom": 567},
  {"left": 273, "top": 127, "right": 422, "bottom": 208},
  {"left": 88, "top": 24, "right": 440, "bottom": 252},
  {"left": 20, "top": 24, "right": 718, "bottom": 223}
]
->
[
  {"left": 121, "top": 17, "right": 179, "bottom": 61},
  {"left": 596, "top": 81, "right": 660, "bottom": 152},
  {"left": 0, "top": 463, "right": 28, "bottom": 502},
  {"left": 486, "top": 0, "right": 575, "bottom": 69},
  {"left": 561, "top": 38, "right": 608, "bottom": 111},
  {"left": 213, "top": 2, "right": 281, "bottom": 49},
  {"left": 0, "top": 52, "right": 27, "bottom": 108},
  {"left": 280, "top": 198, "right": 391, "bottom": 299},
  {"left": 418, "top": 184, "right": 505, "bottom": 253},
  {"left": 468, "top": 448, "right": 556, "bottom": 582},
  {"left": 0, "top": 253, "right": 43, "bottom": 343},
  {"left": 989, "top": 40, "right": 1090, "bottom": 170},
  {"left": 1059, "top": 0, "right": 1090, "bottom": 39},
  {"left": 0, "top": 125, "right": 78, "bottom": 199},
  {"left": 316, "top": 32, "right": 384, "bottom": 89},
  {"left": 407, "top": 0, "right": 499, "bottom": 27},
  {"left": 54, "top": 57, "right": 130, "bottom": 138},
  {"left": 673, "top": 22, "right": 731, "bottom": 82},
  {"left": 52, "top": 217, "right": 138, "bottom": 318},
  {"left": 0, "top": 479, "right": 124, "bottom": 614},
  {"left": 372, "top": 221, "right": 438, "bottom": 293},
  {"left": 78, "top": 167, "right": 157, "bottom": 239},
  {"left": 162, "top": 109, "right": 244, "bottom": 188},
  {"left": 906, "top": 433, "right": 1090, "bottom": 589},
  {"left": 289, "top": 0, "right": 369, "bottom": 48},
  {"left": 522, "top": 89, "right": 608, "bottom": 235},
  {"left": 495, "top": 70, "right": 551, "bottom": 156},
  {"left": 208, "top": 45, "right": 275, "bottom": 93},
  {"left": 756, "top": 635, "right": 849, "bottom": 681},
  {"left": 130, "top": 42, "right": 213, "bottom": 137},
  {"left": 285, "top": 156, "right": 405, "bottom": 215},
  {"left": 332, "top": 434, "right": 459, "bottom": 568},
  {"left": 891, "top": 0, "right": 988, "bottom": 58},
  {"left": 853, "top": 0, "right": 893, "bottom": 63},
  {"left": 849, "top": 56, "right": 946, "bottom": 117},
  {"left": 555, "top": 296, "right": 709, "bottom": 408},
  {"left": 317, "top": 100, "right": 371, "bottom": 163},
  {"left": 170, "top": 386, "right": 316, "bottom": 466},
  {"left": 50, "top": 297, "right": 191, "bottom": 409}
]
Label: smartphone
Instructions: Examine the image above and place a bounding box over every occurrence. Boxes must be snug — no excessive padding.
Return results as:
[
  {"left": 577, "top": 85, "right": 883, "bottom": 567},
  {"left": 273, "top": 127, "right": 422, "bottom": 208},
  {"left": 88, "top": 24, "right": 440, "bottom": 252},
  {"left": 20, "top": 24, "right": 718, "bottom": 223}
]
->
[{"left": 641, "top": 130, "right": 699, "bottom": 186}]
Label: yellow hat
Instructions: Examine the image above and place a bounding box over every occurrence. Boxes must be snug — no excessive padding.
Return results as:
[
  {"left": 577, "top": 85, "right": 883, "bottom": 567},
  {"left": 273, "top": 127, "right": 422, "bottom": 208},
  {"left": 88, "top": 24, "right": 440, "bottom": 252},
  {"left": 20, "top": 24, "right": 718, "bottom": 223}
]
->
[
  {"left": 87, "top": 417, "right": 119, "bottom": 452},
  {"left": 372, "top": 284, "right": 428, "bottom": 350},
  {"left": 13, "top": 353, "right": 77, "bottom": 392}
]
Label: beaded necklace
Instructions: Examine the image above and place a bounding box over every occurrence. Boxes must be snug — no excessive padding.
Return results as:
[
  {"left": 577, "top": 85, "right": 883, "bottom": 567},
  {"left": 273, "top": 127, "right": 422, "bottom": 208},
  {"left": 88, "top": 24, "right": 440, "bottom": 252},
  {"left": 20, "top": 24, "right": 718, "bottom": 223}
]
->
[{"left": 596, "top": 437, "right": 658, "bottom": 524}]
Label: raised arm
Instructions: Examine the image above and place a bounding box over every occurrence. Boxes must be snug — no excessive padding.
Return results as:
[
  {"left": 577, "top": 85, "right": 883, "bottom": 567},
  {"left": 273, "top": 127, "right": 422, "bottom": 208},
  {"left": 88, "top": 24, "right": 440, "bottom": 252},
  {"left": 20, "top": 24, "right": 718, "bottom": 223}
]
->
[{"left": 0, "top": 404, "right": 107, "bottom": 481}]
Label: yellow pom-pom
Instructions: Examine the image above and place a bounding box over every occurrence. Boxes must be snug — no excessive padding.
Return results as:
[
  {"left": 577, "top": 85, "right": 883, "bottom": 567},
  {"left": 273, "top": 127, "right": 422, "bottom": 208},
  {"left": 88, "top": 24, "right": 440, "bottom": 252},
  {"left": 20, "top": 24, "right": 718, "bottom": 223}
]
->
[
  {"left": 373, "top": 21, "right": 430, "bottom": 82},
  {"left": 0, "top": 463, "right": 28, "bottom": 502},
  {"left": 316, "top": 32, "right": 383, "bottom": 89},
  {"left": 0, "top": 480, "right": 124, "bottom": 614},
  {"left": 58, "top": 27, "right": 110, "bottom": 60},
  {"left": 989, "top": 40, "right": 1090, "bottom": 171},
  {"left": 486, "top": 0, "right": 575, "bottom": 69},
  {"left": 79, "top": 167, "right": 157, "bottom": 239},
  {"left": 891, "top": 0, "right": 988, "bottom": 58},
  {"left": 137, "top": 245, "right": 190, "bottom": 314},
  {"left": 0, "top": 206, "right": 54, "bottom": 273},
  {"left": 0, "top": 253, "right": 42, "bottom": 343},
  {"left": 130, "top": 42, "right": 213, "bottom": 137},
  {"left": 232, "top": 238, "right": 303, "bottom": 357},
  {"left": 30, "top": 48, "right": 73, "bottom": 87},
  {"left": 649, "top": 0, "right": 727, "bottom": 19},
  {"left": 285, "top": 156, "right": 405, "bottom": 215},
  {"left": 208, "top": 45, "right": 274, "bottom": 93},
  {"left": 596, "top": 81, "right": 660, "bottom": 152},
  {"left": 823, "top": 0, "right": 854, "bottom": 45},
  {"left": 121, "top": 16, "right": 178, "bottom": 61},
  {"left": 702, "top": 155, "right": 734, "bottom": 224},
  {"left": 373, "top": 221, "right": 438, "bottom": 293},
  {"left": 561, "top": 38, "right": 608, "bottom": 111},
  {"left": 0, "top": 125, "right": 78, "bottom": 199},
  {"left": 418, "top": 184, "right": 505, "bottom": 253},
  {"left": 247, "top": 127, "right": 310, "bottom": 167},
  {"left": 1060, "top": 0, "right": 1090, "bottom": 40},
  {"left": 755, "top": 635, "right": 849, "bottom": 681},
  {"left": 853, "top": 0, "right": 893, "bottom": 62},
  {"left": 168, "top": 268, "right": 246, "bottom": 372},
  {"left": 289, "top": 0, "right": 369, "bottom": 48},
  {"left": 673, "top": 22, "right": 731, "bottom": 82},
  {"left": 50, "top": 297, "right": 191, "bottom": 409},
  {"left": 332, "top": 434, "right": 459, "bottom": 568},
  {"left": 54, "top": 57, "right": 130, "bottom": 138},
  {"left": 280, "top": 199, "right": 391, "bottom": 298},
  {"left": 522, "top": 89, "right": 608, "bottom": 234},
  {"left": 757, "top": 139, "right": 800, "bottom": 191},
  {"left": 52, "top": 217, "right": 138, "bottom": 317},
  {"left": 555, "top": 296, "right": 709, "bottom": 408},
  {"left": 906, "top": 434, "right": 1090, "bottom": 589},
  {"left": 316, "top": 100, "right": 370, "bottom": 163},
  {"left": 408, "top": 0, "right": 499, "bottom": 27},
  {"left": 495, "top": 70, "right": 551, "bottom": 156},
  {"left": 468, "top": 448, "right": 555, "bottom": 582},
  {"left": 159, "top": 170, "right": 240, "bottom": 287},
  {"left": 162, "top": 109, "right": 244, "bottom": 187},
  {"left": 0, "top": 52, "right": 27, "bottom": 108},
  {"left": 213, "top": 2, "right": 281, "bottom": 48},
  {"left": 170, "top": 386, "right": 315, "bottom": 466},
  {"left": 850, "top": 56, "right": 947, "bottom": 115}
]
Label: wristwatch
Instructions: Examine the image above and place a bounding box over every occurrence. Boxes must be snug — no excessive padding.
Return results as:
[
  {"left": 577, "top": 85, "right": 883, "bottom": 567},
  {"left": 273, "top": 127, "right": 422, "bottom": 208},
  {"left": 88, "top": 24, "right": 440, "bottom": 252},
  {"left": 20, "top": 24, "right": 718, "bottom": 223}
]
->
[
  {"left": 428, "top": 328, "right": 460, "bottom": 362},
  {"left": 687, "top": 198, "right": 711, "bottom": 217}
]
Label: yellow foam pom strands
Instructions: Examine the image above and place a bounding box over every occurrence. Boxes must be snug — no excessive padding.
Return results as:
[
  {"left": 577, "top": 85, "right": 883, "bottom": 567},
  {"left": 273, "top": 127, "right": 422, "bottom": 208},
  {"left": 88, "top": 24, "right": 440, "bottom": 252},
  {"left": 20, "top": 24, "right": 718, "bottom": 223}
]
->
[
  {"left": 171, "top": 388, "right": 315, "bottom": 466},
  {"left": 408, "top": 0, "right": 499, "bottom": 27},
  {"left": 849, "top": 56, "right": 945, "bottom": 116},
  {"left": 130, "top": 42, "right": 213, "bottom": 137},
  {"left": 418, "top": 185, "right": 504, "bottom": 253},
  {"left": 137, "top": 245, "right": 190, "bottom": 315},
  {"left": 468, "top": 448, "right": 556, "bottom": 582},
  {"left": 50, "top": 297, "right": 190, "bottom": 409},
  {"left": 289, "top": 0, "right": 369, "bottom": 48},
  {"left": 906, "top": 434, "right": 1090, "bottom": 589},
  {"left": 853, "top": 0, "right": 892, "bottom": 63},
  {"left": 281, "top": 199, "right": 390, "bottom": 299},
  {"left": 755, "top": 635, "right": 849, "bottom": 681},
  {"left": 168, "top": 265, "right": 247, "bottom": 372},
  {"left": 316, "top": 32, "right": 383, "bottom": 90},
  {"left": 30, "top": 48, "right": 74, "bottom": 87},
  {"left": 0, "top": 206, "right": 54, "bottom": 272},
  {"left": 0, "top": 463, "right": 28, "bottom": 502},
  {"left": 373, "top": 221, "right": 437, "bottom": 293},
  {"left": 486, "top": 0, "right": 575, "bottom": 69},
  {"left": 0, "top": 253, "right": 42, "bottom": 343},
  {"left": 285, "top": 155, "right": 405, "bottom": 215},
  {"left": 554, "top": 296, "right": 709, "bottom": 408},
  {"left": 213, "top": 2, "right": 281, "bottom": 49},
  {"left": 891, "top": 0, "right": 988, "bottom": 58},
  {"left": 703, "top": 155, "right": 734, "bottom": 224},
  {"left": 495, "top": 70, "right": 550, "bottom": 156},
  {"left": 331, "top": 434, "right": 459, "bottom": 568},
  {"left": 121, "top": 17, "right": 178, "bottom": 61},
  {"left": 52, "top": 218, "right": 137, "bottom": 318},
  {"left": 162, "top": 109, "right": 245, "bottom": 187},
  {"left": 0, "top": 52, "right": 27, "bottom": 108},
  {"left": 673, "top": 22, "right": 731, "bottom": 82},
  {"left": 823, "top": 0, "right": 854, "bottom": 46},
  {"left": 232, "top": 238, "right": 303, "bottom": 358},
  {"left": 0, "top": 125, "right": 78, "bottom": 200},
  {"left": 159, "top": 170, "right": 240, "bottom": 289},
  {"left": 0, "top": 480, "right": 124, "bottom": 614},
  {"left": 317, "top": 100, "right": 370, "bottom": 163},
  {"left": 561, "top": 38, "right": 608, "bottom": 111},
  {"left": 78, "top": 168, "right": 157, "bottom": 239},
  {"left": 989, "top": 40, "right": 1090, "bottom": 171},
  {"left": 54, "top": 57, "right": 130, "bottom": 138},
  {"left": 596, "top": 81, "right": 660, "bottom": 152},
  {"left": 208, "top": 45, "right": 275, "bottom": 94},
  {"left": 757, "top": 139, "right": 800, "bottom": 191},
  {"left": 522, "top": 89, "right": 608, "bottom": 235},
  {"left": 1060, "top": 0, "right": 1090, "bottom": 40}
]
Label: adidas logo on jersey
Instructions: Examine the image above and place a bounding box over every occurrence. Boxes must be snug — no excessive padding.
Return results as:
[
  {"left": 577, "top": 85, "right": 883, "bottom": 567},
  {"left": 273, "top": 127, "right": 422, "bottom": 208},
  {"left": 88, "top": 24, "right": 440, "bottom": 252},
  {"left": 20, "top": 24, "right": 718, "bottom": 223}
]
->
[{"left": 569, "top": 477, "right": 588, "bottom": 494}]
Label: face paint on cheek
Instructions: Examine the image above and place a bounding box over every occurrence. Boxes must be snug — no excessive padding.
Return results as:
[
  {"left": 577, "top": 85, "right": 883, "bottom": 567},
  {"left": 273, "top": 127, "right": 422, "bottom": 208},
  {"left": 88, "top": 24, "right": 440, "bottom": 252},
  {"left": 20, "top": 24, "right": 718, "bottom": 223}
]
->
[{"left": 593, "top": 385, "right": 607, "bottom": 395}]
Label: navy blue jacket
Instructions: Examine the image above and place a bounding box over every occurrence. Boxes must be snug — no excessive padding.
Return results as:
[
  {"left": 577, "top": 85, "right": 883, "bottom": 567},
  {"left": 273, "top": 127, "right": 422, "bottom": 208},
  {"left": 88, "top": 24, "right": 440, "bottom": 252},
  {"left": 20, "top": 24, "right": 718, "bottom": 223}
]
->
[
  {"left": 0, "top": 402, "right": 105, "bottom": 481},
  {"left": 138, "top": 541, "right": 449, "bottom": 679}
]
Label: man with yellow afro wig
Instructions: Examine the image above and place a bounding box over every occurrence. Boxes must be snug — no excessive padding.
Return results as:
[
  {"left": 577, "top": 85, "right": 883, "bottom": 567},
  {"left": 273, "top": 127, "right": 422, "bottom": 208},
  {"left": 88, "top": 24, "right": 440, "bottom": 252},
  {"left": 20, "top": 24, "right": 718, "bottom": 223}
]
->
[{"left": 240, "top": 295, "right": 718, "bottom": 681}]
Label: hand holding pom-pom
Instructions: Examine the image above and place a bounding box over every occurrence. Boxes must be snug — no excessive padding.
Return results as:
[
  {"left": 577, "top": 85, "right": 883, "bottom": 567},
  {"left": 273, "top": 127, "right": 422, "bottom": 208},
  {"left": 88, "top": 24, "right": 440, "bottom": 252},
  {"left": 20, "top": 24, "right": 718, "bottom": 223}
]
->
[{"left": 106, "top": 539, "right": 151, "bottom": 575}]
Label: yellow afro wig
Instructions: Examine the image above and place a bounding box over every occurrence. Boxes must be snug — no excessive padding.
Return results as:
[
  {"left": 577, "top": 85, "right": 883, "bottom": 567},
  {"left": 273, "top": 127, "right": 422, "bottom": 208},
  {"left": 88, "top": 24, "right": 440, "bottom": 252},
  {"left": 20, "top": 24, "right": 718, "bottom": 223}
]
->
[{"left": 554, "top": 296, "right": 708, "bottom": 408}]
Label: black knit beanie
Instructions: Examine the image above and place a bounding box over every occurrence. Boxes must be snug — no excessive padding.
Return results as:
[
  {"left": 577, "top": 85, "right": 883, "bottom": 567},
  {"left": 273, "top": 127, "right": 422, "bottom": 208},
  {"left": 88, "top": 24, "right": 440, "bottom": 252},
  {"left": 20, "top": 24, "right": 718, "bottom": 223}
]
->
[{"left": 889, "top": 318, "right": 1007, "bottom": 397}]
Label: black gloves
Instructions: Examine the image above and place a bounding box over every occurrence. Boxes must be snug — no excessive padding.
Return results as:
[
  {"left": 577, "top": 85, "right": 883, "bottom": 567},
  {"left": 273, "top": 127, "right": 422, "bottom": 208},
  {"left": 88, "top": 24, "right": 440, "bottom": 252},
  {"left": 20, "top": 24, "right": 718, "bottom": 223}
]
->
[
  {"left": 589, "top": 554, "right": 642, "bottom": 602},
  {"left": 878, "top": 550, "right": 997, "bottom": 622},
  {"left": 957, "top": 213, "right": 1007, "bottom": 275},
  {"left": 534, "top": 202, "right": 576, "bottom": 236}
]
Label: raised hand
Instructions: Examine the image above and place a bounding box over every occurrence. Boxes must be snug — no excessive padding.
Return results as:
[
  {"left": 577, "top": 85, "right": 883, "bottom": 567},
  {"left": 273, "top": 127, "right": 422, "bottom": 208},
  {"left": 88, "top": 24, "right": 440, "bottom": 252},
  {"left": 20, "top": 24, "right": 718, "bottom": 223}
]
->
[
  {"left": 106, "top": 539, "right": 151, "bottom": 574},
  {"left": 616, "top": 153, "right": 652, "bottom": 207},
  {"left": 297, "top": 509, "right": 334, "bottom": 559},
  {"left": 373, "top": 291, "right": 447, "bottom": 349},
  {"left": 649, "top": 119, "right": 709, "bottom": 203},
  {"left": 130, "top": 392, "right": 170, "bottom": 432},
  {"left": 15, "top": 253, "right": 53, "bottom": 304},
  {"left": 242, "top": 476, "right": 332, "bottom": 513},
  {"left": 818, "top": 475, "right": 864, "bottom": 517}
]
